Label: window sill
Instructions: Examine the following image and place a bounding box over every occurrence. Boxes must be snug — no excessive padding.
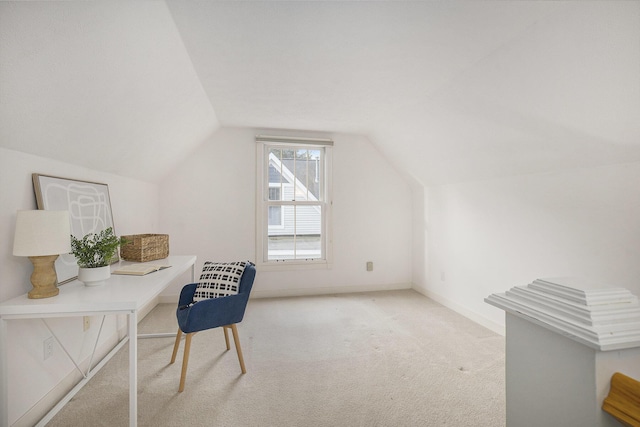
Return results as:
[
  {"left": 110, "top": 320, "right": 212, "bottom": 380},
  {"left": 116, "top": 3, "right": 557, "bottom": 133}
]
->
[{"left": 256, "top": 260, "right": 332, "bottom": 272}]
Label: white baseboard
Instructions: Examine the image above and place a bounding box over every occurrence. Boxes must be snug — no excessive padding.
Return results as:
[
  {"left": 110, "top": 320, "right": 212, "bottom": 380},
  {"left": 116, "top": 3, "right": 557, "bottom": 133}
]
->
[
  {"left": 252, "top": 282, "right": 412, "bottom": 299},
  {"left": 412, "top": 286, "right": 505, "bottom": 336},
  {"left": 160, "top": 282, "right": 412, "bottom": 303},
  {"left": 159, "top": 294, "right": 179, "bottom": 304}
]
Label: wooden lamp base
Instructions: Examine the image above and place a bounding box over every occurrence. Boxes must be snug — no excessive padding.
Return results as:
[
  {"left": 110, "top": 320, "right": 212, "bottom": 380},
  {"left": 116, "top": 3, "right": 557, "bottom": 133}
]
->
[{"left": 28, "top": 255, "right": 60, "bottom": 299}]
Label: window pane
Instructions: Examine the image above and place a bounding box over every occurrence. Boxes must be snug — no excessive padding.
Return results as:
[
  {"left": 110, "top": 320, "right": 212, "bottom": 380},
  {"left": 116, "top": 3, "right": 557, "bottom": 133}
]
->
[
  {"left": 269, "top": 148, "right": 282, "bottom": 161},
  {"left": 271, "top": 147, "right": 323, "bottom": 202},
  {"left": 267, "top": 204, "right": 322, "bottom": 260},
  {"left": 268, "top": 206, "right": 281, "bottom": 226},
  {"left": 268, "top": 187, "right": 280, "bottom": 201}
]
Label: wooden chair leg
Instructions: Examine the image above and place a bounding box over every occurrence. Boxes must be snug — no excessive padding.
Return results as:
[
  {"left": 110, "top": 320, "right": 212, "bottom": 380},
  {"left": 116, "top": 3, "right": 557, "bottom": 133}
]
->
[
  {"left": 230, "top": 324, "right": 246, "bottom": 374},
  {"left": 223, "top": 326, "right": 231, "bottom": 350},
  {"left": 170, "top": 328, "right": 182, "bottom": 364},
  {"left": 179, "top": 332, "right": 194, "bottom": 392}
]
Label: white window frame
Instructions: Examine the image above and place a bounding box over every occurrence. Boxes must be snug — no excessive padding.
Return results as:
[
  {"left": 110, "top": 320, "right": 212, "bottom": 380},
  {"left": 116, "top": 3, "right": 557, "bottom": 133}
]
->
[{"left": 256, "top": 135, "right": 333, "bottom": 270}]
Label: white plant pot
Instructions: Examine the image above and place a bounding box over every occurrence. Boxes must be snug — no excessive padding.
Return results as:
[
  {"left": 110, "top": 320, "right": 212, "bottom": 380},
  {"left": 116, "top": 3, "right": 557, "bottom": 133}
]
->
[{"left": 77, "top": 266, "right": 111, "bottom": 287}]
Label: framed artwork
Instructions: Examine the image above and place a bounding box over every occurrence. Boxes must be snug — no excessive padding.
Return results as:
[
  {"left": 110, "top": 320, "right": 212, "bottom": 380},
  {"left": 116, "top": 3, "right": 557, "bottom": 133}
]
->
[{"left": 32, "top": 173, "right": 117, "bottom": 284}]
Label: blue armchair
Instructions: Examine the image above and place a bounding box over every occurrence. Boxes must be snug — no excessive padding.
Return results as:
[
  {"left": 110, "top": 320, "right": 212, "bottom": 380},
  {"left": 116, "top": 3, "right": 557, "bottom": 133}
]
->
[{"left": 170, "top": 262, "right": 256, "bottom": 392}]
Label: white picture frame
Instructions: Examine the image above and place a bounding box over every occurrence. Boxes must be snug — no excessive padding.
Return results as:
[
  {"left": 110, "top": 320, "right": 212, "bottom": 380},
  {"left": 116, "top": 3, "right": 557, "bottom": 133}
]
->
[{"left": 32, "top": 173, "right": 117, "bottom": 284}]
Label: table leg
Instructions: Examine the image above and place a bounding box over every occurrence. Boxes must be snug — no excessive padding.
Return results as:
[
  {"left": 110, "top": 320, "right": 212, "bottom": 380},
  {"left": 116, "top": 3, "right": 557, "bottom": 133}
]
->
[
  {"left": 0, "top": 318, "right": 8, "bottom": 427},
  {"left": 129, "top": 310, "right": 137, "bottom": 427}
]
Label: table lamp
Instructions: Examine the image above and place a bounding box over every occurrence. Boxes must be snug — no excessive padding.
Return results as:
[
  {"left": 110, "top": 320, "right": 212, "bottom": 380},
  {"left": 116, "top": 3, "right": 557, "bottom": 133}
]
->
[{"left": 13, "top": 210, "right": 71, "bottom": 299}]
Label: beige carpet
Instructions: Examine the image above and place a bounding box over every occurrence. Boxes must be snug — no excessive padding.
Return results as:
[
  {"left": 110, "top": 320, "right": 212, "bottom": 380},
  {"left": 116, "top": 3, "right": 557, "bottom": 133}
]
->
[{"left": 47, "top": 290, "right": 505, "bottom": 426}]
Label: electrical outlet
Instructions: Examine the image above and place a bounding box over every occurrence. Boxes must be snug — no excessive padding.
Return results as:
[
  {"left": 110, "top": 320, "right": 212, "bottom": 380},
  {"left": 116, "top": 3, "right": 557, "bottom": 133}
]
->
[
  {"left": 83, "top": 316, "right": 90, "bottom": 331},
  {"left": 366, "top": 261, "right": 373, "bottom": 271},
  {"left": 44, "top": 337, "right": 54, "bottom": 360}
]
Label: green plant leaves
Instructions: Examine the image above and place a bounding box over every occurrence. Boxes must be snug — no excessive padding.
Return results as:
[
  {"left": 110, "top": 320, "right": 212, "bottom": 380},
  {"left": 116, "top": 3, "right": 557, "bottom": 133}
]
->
[{"left": 70, "top": 227, "right": 123, "bottom": 268}]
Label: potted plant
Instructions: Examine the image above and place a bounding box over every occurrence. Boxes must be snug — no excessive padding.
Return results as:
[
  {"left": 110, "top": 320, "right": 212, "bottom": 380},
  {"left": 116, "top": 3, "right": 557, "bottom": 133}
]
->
[{"left": 70, "top": 227, "right": 124, "bottom": 286}]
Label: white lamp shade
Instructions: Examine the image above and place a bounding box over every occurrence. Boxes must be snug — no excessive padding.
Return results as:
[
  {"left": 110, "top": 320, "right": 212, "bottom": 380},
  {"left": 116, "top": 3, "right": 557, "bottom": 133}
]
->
[{"left": 13, "top": 210, "right": 72, "bottom": 256}]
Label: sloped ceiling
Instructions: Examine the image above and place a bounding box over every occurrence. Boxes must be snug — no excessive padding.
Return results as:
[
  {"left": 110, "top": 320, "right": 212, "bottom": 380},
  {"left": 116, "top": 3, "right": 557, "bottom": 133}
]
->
[
  {"left": 0, "top": 1, "right": 218, "bottom": 182},
  {"left": 1, "top": 1, "right": 639, "bottom": 185}
]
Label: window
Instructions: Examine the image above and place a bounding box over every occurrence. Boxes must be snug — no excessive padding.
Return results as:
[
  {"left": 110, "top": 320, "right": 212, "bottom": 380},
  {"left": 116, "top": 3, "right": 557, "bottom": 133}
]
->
[{"left": 256, "top": 135, "right": 332, "bottom": 267}]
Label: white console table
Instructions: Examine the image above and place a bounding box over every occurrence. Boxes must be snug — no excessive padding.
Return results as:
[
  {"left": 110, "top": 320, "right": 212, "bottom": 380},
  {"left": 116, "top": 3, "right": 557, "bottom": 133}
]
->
[{"left": 0, "top": 255, "right": 196, "bottom": 427}]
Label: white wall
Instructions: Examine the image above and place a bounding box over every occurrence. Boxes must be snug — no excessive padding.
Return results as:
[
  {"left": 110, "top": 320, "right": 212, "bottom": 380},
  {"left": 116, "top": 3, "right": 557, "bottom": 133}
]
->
[
  {"left": 0, "top": 128, "right": 413, "bottom": 423},
  {"left": 414, "top": 162, "right": 640, "bottom": 333},
  {"left": 7, "top": 135, "right": 640, "bottom": 422},
  {"left": 159, "top": 127, "right": 413, "bottom": 298},
  {"left": 0, "top": 147, "right": 161, "bottom": 425}
]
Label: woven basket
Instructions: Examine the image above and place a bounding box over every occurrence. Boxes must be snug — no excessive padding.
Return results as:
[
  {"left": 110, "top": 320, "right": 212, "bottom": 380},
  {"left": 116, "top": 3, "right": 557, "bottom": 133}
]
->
[{"left": 120, "top": 234, "right": 169, "bottom": 262}]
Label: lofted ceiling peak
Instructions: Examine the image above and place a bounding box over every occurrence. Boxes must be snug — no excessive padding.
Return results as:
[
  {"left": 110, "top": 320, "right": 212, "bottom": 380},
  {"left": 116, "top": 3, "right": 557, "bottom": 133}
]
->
[{"left": 1, "top": 1, "right": 639, "bottom": 185}]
